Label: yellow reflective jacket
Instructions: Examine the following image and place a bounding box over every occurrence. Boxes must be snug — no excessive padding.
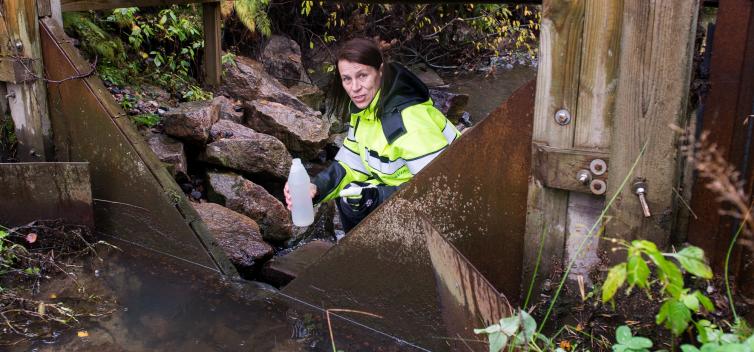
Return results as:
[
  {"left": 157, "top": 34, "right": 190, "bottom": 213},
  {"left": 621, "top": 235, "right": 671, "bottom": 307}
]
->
[{"left": 312, "top": 63, "right": 460, "bottom": 203}]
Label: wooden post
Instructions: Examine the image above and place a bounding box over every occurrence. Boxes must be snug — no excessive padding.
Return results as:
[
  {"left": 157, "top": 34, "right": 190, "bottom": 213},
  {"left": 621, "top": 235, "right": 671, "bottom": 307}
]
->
[
  {"left": 605, "top": 1, "right": 699, "bottom": 251},
  {"left": 202, "top": 1, "right": 221, "bottom": 88},
  {"left": 1, "top": 0, "right": 53, "bottom": 161},
  {"left": 524, "top": 0, "right": 698, "bottom": 296}
]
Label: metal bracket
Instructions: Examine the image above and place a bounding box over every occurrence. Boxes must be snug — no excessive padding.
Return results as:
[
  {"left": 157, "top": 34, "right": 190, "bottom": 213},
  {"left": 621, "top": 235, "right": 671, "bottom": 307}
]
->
[{"left": 533, "top": 142, "right": 609, "bottom": 194}]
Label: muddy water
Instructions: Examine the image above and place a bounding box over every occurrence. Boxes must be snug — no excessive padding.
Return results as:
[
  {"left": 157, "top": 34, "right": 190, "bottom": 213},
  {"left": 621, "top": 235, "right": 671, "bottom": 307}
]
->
[
  {"left": 11, "top": 243, "right": 415, "bottom": 352},
  {"left": 441, "top": 66, "right": 536, "bottom": 122}
]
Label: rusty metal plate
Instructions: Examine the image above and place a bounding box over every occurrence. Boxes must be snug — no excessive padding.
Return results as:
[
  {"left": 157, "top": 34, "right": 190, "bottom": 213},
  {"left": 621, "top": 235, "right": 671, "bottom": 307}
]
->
[
  {"left": 285, "top": 201, "right": 512, "bottom": 351},
  {"left": 285, "top": 81, "right": 534, "bottom": 350},
  {"left": 0, "top": 162, "right": 93, "bottom": 228},
  {"left": 39, "top": 20, "right": 234, "bottom": 275}
]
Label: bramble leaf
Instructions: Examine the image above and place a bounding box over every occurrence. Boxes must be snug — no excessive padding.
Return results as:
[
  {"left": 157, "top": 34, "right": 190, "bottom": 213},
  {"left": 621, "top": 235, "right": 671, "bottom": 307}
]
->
[
  {"left": 674, "top": 246, "right": 713, "bottom": 279},
  {"left": 627, "top": 255, "right": 650, "bottom": 289},
  {"left": 602, "top": 263, "right": 627, "bottom": 302}
]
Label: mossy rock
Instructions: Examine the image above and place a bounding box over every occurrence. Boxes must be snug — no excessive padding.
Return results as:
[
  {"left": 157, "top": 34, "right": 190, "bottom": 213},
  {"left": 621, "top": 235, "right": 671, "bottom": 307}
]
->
[{"left": 62, "top": 12, "right": 126, "bottom": 66}]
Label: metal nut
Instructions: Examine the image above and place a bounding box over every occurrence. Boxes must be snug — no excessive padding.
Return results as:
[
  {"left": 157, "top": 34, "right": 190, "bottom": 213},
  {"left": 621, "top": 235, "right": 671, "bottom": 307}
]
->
[
  {"left": 590, "top": 159, "right": 607, "bottom": 175},
  {"left": 554, "top": 109, "right": 571, "bottom": 125},
  {"left": 589, "top": 179, "right": 607, "bottom": 195}
]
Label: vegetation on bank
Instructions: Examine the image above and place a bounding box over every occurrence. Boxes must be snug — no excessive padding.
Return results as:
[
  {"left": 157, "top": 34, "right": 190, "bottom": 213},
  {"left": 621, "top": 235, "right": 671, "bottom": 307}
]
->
[{"left": 475, "top": 130, "right": 753, "bottom": 351}]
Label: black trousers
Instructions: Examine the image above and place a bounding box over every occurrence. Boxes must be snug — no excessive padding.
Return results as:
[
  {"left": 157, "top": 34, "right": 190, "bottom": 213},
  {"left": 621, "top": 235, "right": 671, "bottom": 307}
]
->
[{"left": 336, "top": 184, "right": 399, "bottom": 232}]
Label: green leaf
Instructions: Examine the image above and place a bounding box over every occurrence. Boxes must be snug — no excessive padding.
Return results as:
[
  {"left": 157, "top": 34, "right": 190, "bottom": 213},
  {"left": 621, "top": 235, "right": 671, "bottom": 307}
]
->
[
  {"left": 656, "top": 257, "right": 684, "bottom": 299},
  {"left": 488, "top": 331, "right": 507, "bottom": 352},
  {"left": 602, "top": 263, "right": 627, "bottom": 302},
  {"left": 612, "top": 344, "right": 627, "bottom": 352},
  {"left": 627, "top": 336, "right": 653, "bottom": 350},
  {"left": 474, "top": 323, "right": 501, "bottom": 335},
  {"left": 616, "top": 325, "right": 632, "bottom": 345},
  {"left": 519, "top": 310, "right": 536, "bottom": 340},
  {"left": 627, "top": 255, "right": 650, "bottom": 289},
  {"left": 695, "top": 291, "right": 715, "bottom": 312},
  {"left": 674, "top": 246, "right": 713, "bottom": 279},
  {"left": 680, "top": 345, "right": 701, "bottom": 352},
  {"left": 659, "top": 299, "right": 692, "bottom": 336},
  {"left": 498, "top": 316, "right": 519, "bottom": 336},
  {"left": 682, "top": 292, "right": 700, "bottom": 312}
]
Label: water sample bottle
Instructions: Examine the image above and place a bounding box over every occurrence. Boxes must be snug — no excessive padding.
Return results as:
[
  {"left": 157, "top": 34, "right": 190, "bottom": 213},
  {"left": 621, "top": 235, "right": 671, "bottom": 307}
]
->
[{"left": 288, "top": 158, "right": 314, "bottom": 226}]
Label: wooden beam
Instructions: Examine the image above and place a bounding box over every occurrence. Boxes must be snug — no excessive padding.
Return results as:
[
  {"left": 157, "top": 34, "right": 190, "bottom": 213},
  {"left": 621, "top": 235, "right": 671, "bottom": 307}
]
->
[
  {"left": 532, "top": 143, "right": 609, "bottom": 194},
  {"left": 523, "top": 0, "right": 585, "bottom": 295},
  {"left": 605, "top": 1, "right": 699, "bottom": 251},
  {"left": 2, "top": 0, "right": 53, "bottom": 161},
  {"left": 524, "top": 0, "right": 624, "bottom": 292},
  {"left": 61, "top": 0, "right": 219, "bottom": 12},
  {"left": 202, "top": 1, "right": 221, "bottom": 88}
]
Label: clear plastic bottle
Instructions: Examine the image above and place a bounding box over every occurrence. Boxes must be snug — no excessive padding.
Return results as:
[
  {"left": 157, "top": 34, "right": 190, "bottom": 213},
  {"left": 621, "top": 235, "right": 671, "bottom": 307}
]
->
[{"left": 288, "top": 158, "right": 314, "bottom": 226}]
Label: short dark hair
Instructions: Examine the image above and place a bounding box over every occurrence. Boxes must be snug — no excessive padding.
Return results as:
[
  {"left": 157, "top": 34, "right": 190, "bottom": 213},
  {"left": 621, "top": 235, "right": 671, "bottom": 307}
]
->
[{"left": 334, "top": 38, "right": 394, "bottom": 119}]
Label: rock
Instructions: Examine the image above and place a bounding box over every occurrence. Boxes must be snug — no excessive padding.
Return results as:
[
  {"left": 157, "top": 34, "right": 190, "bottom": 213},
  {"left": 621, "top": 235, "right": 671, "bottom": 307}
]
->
[
  {"left": 213, "top": 95, "right": 244, "bottom": 123},
  {"left": 144, "top": 132, "right": 187, "bottom": 177},
  {"left": 245, "top": 99, "right": 330, "bottom": 159},
  {"left": 429, "top": 89, "right": 469, "bottom": 122},
  {"left": 260, "top": 240, "right": 334, "bottom": 287},
  {"left": 261, "top": 35, "right": 311, "bottom": 88},
  {"left": 219, "top": 56, "right": 312, "bottom": 113},
  {"left": 161, "top": 99, "right": 219, "bottom": 143},
  {"left": 206, "top": 171, "right": 292, "bottom": 242},
  {"left": 410, "top": 64, "right": 445, "bottom": 88},
  {"left": 199, "top": 120, "right": 292, "bottom": 179},
  {"left": 192, "top": 202, "right": 273, "bottom": 274},
  {"left": 289, "top": 84, "right": 324, "bottom": 111}
]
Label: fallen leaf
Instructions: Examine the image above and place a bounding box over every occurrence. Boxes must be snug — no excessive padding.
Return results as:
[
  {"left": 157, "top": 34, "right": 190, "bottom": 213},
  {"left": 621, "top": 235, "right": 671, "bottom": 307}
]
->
[
  {"left": 50, "top": 293, "right": 57, "bottom": 299},
  {"left": 38, "top": 302, "right": 45, "bottom": 316},
  {"left": 26, "top": 233, "right": 37, "bottom": 243},
  {"left": 78, "top": 330, "right": 89, "bottom": 337}
]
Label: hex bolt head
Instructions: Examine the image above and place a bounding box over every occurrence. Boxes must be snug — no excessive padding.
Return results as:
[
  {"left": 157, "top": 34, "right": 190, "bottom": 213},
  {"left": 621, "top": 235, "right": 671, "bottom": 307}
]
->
[
  {"left": 554, "top": 109, "right": 571, "bottom": 125},
  {"left": 14, "top": 41, "right": 23, "bottom": 51}
]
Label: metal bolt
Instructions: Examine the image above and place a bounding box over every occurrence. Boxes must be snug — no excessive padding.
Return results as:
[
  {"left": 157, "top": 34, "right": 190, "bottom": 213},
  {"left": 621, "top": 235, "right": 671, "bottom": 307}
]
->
[
  {"left": 5, "top": 92, "right": 15, "bottom": 99},
  {"left": 631, "top": 179, "right": 651, "bottom": 217},
  {"left": 590, "top": 159, "right": 607, "bottom": 175},
  {"left": 554, "top": 109, "right": 571, "bottom": 125},
  {"left": 14, "top": 41, "right": 23, "bottom": 51},
  {"left": 590, "top": 179, "right": 607, "bottom": 195},
  {"left": 576, "top": 169, "right": 592, "bottom": 185}
]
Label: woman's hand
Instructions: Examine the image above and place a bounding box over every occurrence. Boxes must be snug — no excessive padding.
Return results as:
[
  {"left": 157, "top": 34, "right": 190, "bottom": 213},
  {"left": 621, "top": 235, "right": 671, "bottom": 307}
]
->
[{"left": 284, "top": 182, "right": 317, "bottom": 211}]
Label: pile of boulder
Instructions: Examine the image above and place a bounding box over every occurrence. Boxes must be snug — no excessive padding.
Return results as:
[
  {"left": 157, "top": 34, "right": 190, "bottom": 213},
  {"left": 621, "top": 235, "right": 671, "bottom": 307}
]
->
[{"left": 138, "top": 35, "right": 470, "bottom": 282}]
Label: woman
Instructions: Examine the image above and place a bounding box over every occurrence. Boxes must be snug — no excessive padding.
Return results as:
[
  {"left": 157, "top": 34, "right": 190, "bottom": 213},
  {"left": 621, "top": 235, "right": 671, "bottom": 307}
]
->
[{"left": 286, "top": 38, "right": 460, "bottom": 232}]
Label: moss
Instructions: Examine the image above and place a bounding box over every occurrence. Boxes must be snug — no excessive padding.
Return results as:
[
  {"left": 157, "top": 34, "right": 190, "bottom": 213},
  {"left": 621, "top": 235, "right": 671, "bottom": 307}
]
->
[{"left": 62, "top": 12, "right": 127, "bottom": 65}]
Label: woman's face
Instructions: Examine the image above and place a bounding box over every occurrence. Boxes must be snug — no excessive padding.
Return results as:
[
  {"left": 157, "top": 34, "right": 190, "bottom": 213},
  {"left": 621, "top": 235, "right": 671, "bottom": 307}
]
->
[{"left": 338, "top": 59, "right": 382, "bottom": 109}]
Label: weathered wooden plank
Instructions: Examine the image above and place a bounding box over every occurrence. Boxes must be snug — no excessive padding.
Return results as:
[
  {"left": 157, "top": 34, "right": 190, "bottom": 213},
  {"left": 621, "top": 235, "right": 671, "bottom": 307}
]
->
[
  {"left": 61, "top": 0, "right": 219, "bottom": 12},
  {"left": 0, "top": 57, "right": 35, "bottom": 83},
  {"left": 606, "top": 1, "right": 699, "bottom": 249},
  {"left": 523, "top": 0, "right": 585, "bottom": 296},
  {"left": 37, "top": 0, "right": 53, "bottom": 17},
  {"left": 3, "top": 0, "right": 53, "bottom": 161},
  {"left": 562, "top": 0, "right": 623, "bottom": 282},
  {"left": 202, "top": 1, "right": 221, "bottom": 88},
  {"left": 0, "top": 162, "right": 93, "bottom": 228},
  {"left": 532, "top": 143, "right": 609, "bottom": 193}
]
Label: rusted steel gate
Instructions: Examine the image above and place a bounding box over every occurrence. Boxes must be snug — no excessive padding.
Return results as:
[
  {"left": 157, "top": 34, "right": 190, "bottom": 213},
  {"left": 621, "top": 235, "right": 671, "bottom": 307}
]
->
[{"left": 687, "top": 0, "right": 754, "bottom": 313}]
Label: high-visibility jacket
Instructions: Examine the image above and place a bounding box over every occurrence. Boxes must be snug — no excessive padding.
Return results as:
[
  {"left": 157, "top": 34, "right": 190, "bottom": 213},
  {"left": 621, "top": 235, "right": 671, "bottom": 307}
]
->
[{"left": 312, "top": 63, "right": 460, "bottom": 203}]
